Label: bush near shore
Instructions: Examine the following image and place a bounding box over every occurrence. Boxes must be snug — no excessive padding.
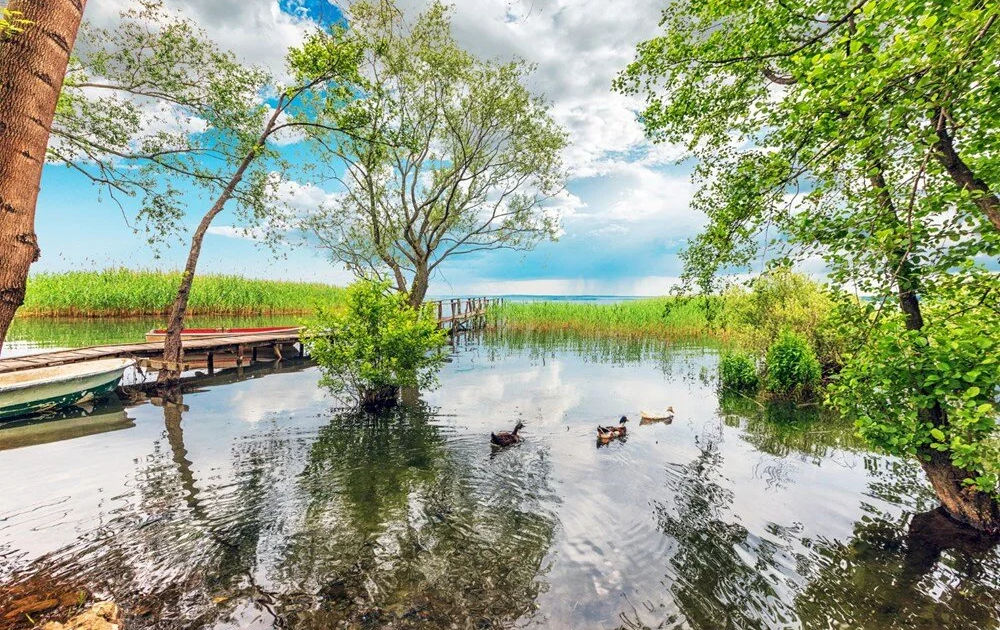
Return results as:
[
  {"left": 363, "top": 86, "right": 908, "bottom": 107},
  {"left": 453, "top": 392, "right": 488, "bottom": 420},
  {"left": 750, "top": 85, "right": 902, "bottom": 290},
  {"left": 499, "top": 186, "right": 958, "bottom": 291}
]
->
[{"left": 20, "top": 269, "right": 344, "bottom": 317}]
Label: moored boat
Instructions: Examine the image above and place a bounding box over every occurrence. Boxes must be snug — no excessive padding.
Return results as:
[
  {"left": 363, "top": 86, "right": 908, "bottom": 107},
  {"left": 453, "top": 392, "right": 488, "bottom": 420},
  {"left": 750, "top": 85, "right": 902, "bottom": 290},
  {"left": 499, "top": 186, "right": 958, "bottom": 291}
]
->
[
  {"left": 144, "top": 326, "right": 301, "bottom": 343},
  {"left": 0, "top": 358, "right": 134, "bottom": 421}
]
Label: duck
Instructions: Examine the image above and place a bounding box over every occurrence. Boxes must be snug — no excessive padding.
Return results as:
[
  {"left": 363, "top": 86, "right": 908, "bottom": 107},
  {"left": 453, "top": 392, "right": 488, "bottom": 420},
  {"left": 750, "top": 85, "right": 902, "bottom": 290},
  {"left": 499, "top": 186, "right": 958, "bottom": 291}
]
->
[
  {"left": 640, "top": 406, "right": 675, "bottom": 424},
  {"left": 491, "top": 420, "right": 525, "bottom": 448},
  {"left": 597, "top": 416, "right": 629, "bottom": 441}
]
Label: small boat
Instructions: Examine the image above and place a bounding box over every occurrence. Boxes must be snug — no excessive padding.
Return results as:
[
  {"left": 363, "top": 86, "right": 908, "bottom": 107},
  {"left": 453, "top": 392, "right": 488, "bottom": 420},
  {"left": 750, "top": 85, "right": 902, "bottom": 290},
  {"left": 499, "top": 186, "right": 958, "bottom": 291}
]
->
[
  {"left": 144, "top": 326, "right": 301, "bottom": 343},
  {"left": 0, "top": 358, "right": 134, "bottom": 421}
]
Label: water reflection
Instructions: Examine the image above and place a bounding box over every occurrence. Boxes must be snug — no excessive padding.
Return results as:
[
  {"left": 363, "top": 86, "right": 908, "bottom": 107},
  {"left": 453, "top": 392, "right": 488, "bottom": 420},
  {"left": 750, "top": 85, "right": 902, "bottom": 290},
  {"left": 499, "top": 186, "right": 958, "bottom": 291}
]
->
[{"left": 0, "top": 338, "right": 997, "bottom": 630}]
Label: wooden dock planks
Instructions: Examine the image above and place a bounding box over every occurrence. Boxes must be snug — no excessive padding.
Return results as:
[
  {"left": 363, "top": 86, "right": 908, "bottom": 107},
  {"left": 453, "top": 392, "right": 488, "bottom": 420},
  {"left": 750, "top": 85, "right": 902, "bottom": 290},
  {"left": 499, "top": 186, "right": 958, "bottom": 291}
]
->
[{"left": 0, "top": 297, "right": 503, "bottom": 375}]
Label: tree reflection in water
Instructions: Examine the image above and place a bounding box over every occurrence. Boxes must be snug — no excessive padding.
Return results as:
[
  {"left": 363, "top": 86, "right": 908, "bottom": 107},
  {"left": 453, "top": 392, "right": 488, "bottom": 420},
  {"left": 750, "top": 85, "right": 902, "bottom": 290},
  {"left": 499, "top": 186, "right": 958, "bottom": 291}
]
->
[
  {"left": 2, "top": 341, "right": 998, "bottom": 630},
  {"left": 7, "top": 397, "right": 557, "bottom": 629},
  {"left": 277, "top": 403, "right": 556, "bottom": 628}
]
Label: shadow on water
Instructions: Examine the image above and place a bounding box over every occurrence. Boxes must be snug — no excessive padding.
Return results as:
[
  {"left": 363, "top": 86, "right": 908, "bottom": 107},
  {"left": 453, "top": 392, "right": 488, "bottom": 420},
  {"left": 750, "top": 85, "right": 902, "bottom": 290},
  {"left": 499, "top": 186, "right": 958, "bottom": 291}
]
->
[{"left": 1, "top": 333, "right": 998, "bottom": 630}]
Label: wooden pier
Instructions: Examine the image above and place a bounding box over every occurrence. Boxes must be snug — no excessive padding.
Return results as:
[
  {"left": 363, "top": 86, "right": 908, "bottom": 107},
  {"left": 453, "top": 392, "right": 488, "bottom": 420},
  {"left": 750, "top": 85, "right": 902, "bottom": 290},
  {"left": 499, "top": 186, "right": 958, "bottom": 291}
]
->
[{"left": 0, "top": 297, "right": 502, "bottom": 375}]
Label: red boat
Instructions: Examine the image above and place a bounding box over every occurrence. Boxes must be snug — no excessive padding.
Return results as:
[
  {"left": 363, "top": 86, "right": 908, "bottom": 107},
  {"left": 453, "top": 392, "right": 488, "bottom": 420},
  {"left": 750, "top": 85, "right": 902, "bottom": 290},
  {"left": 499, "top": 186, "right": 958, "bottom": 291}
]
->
[{"left": 144, "top": 326, "right": 301, "bottom": 343}]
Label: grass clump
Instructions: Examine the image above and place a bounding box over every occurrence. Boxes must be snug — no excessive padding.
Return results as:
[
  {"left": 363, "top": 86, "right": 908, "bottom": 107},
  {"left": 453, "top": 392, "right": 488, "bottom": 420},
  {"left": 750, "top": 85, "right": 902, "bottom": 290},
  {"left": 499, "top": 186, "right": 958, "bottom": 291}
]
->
[
  {"left": 764, "top": 330, "right": 822, "bottom": 399},
  {"left": 719, "top": 350, "right": 759, "bottom": 393},
  {"left": 21, "top": 269, "right": 344, "bottom": 317},
  {"left": 490, "top": 297, "right": 716, "bottom": 339}
]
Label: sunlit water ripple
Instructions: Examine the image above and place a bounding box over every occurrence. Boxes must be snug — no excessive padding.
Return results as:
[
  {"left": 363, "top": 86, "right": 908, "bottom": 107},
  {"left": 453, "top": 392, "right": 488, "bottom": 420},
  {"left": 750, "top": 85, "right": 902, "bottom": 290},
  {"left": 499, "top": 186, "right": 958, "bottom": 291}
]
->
[{"left": 1, "top": 334, "right": 998, "bottom": 629}]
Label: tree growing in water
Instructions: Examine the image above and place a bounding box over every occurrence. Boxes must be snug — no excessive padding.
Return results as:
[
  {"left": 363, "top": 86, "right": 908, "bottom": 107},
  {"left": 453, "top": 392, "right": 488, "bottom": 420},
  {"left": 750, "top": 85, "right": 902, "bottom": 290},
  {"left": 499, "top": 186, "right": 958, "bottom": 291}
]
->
[
  {"left": 49, "top": 1, "right": 365, "bottom": 386},
  {"left": 0, "top": 0, "right": 89, "bottom": 354},
  {"left": 305, "top": 279, "right": 448, "bottom": 408},
  {"left": 616, "top": 0, "right": 1000, "bottom": 531},
  {"left": 298, "top": 0, "right": 568, "bottom": 307}
]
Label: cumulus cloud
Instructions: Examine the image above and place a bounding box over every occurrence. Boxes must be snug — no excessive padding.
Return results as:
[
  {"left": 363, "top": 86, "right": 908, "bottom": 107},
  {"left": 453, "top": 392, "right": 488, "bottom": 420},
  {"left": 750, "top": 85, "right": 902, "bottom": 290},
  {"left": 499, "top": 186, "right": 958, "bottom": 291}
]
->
[{"left": 79, "top": 0, "right": 706, "bottom": 293}]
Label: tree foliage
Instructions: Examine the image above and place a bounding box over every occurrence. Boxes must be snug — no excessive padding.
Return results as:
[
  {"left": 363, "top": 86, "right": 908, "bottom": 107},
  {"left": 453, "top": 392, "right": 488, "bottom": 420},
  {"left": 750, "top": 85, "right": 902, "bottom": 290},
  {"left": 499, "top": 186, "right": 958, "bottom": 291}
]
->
[
  {"left": 52, "top": 1, "right": 284, "bottom": 246},
  {"left": 0, "top": 8, "right": 27, "bottom": 36},
  {"left": 294, "top": 0, "right": 568, "bottom": 305},
  {"left": 305, "top": 279, "right": 448, "bottom": 408},
  {"left": 719, "top": 270, "right": 845, "bottom": 368},
  {"left": 829, "top": 270, "right": 1000, "bottom": 494},
  {"left": 617, "top": 0, "right": 1000, "bottom": 521}
]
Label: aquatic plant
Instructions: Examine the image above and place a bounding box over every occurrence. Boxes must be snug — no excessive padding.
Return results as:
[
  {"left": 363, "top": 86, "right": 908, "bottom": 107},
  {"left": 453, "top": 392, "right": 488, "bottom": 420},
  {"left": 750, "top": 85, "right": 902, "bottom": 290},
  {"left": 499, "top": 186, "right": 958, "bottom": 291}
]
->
[
  {"left": 489, "top": 297, "right": 717, "bottom": 339},
  {"left": 20, "top": 269, "right": 344, "bottom": 317},
  {"left": 718, "top": 350, "right": 759, "bottom": 393},
  {"left": 305, "top": 279, "right": 448, "bottom": 408},
  {"left": 764, "top": 330, "right": 821, "bottom": 399}
]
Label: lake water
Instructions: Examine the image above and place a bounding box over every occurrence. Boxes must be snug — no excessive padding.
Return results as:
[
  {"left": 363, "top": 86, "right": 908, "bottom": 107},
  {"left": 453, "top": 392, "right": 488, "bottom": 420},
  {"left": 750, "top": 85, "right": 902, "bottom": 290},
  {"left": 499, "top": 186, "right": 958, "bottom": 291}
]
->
[{"left": 1, "top": 330, "right": 998, "bottom": 629}]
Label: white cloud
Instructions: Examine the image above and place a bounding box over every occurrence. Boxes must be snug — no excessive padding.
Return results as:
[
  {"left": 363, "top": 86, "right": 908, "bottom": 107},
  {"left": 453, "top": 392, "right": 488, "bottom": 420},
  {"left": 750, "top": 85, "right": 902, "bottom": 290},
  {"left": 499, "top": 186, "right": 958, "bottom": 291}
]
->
[{"left": 76, "top": 0, "right": 710, "bottom": 294}]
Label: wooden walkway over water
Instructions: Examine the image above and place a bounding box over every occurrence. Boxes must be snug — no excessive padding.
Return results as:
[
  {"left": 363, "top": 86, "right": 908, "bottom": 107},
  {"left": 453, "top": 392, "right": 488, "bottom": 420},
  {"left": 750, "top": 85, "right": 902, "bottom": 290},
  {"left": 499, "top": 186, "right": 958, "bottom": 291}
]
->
[{"left": 0, "top": 297, "right": 501, "bottom": 375}]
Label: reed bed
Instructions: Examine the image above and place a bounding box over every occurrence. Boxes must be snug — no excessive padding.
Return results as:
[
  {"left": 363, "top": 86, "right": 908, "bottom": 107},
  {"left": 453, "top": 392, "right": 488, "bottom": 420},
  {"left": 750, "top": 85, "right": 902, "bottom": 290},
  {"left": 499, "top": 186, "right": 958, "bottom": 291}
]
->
[
  {"left": 20, "top": 269, "right": 345, "bottom": 317},
  {"left": 489, "top": 297, "right": 722, "bottom": 340}
]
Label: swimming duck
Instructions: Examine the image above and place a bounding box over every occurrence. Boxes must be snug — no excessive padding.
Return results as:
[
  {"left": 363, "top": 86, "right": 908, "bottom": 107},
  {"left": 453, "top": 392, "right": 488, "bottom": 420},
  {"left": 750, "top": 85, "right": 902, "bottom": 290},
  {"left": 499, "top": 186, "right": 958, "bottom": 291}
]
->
[
  {"left": 597, "top": 416, "right": 629, "bottom": 440},
  {"left": 491, "top": 421, "right": 525, "bottom": 448},
  {"left": 640, "top": 406, "right": 675, "bottom": 424}
]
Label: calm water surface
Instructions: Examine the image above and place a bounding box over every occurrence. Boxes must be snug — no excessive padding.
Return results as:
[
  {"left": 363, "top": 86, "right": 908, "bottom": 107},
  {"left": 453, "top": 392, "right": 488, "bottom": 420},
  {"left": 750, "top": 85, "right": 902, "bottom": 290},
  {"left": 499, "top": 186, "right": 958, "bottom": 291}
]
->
[{"left": 1, "top": 332, "right": 998, "bottom": 629}]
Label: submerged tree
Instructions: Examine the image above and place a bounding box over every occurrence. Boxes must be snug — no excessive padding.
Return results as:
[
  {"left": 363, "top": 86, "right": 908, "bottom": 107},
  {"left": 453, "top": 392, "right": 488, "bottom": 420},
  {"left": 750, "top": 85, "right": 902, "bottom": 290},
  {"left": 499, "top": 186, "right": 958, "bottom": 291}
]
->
[
  {"left": 0, "top": 0, "right": 89, "bottom": 353},
  {"left": 305, "top": 279, "right": 447, "bottom": 408},
  {"left": 616, "top": 0, "right": 1000, "bottom": 531},
  {"left": 50, "top": 1, "right": 364, "bottom": 385},
  {"left": 297, "top": 0, "right": 568, "bottom": 307}
]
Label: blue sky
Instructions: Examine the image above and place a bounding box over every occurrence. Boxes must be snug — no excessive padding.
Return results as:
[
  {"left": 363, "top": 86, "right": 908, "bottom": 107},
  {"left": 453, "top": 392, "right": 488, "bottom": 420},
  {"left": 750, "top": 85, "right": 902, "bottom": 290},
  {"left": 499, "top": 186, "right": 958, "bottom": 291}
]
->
[{"left": 38, "top": 0, "right": 706, "bottom": 295}]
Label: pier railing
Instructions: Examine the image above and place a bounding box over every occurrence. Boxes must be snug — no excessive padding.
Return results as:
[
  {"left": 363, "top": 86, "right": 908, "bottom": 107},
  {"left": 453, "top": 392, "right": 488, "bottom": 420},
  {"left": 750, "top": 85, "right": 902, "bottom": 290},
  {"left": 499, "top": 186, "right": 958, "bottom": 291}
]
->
[{"left": 426, "top": 296, "right": 503, "bottom": 331}]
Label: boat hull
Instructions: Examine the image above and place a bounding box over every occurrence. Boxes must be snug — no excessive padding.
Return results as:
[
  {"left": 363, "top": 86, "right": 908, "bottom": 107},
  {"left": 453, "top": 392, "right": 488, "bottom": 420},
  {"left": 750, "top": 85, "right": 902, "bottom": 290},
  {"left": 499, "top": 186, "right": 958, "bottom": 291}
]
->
[{"left": 0, "top": 359, "right": 132, "bottom": 421}]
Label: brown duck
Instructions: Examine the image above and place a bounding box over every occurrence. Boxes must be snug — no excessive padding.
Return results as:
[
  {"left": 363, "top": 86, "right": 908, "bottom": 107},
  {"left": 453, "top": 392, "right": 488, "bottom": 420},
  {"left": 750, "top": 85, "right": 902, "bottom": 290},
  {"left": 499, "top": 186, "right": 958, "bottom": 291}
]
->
[
  {"left": 491, "top": 421, "right": 524, "bottom": 448},
  {"left": 597, "top": 416, "right": 629, "bottom": 441}
]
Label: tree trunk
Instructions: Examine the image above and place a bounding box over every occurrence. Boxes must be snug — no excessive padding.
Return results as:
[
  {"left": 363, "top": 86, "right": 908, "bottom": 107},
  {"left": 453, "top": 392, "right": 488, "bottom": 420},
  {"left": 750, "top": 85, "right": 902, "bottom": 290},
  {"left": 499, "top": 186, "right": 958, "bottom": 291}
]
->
[
  {"left": 919, "top": 451, "right": 1000, "bottom": 534},
  {"left": 871, "top": 166, "right": 1000, "bottom": 533},
  {"left": 933, "top": 112, "right": 1000, "bottom": 232},
  {"left": 407, "top": 265, "right": 429, "bottom": 308},
  {"left": 155, "top": 105, "right": 282, "bottom": 388},
  {"left": 361, "top": 385, "right": 399, "bottom": 409},
  {"left": 155, "top": 188, "right": 244, "bottom": 386},
  {"left": 0, "top": 0, "right": 88, "bottom": 353}
]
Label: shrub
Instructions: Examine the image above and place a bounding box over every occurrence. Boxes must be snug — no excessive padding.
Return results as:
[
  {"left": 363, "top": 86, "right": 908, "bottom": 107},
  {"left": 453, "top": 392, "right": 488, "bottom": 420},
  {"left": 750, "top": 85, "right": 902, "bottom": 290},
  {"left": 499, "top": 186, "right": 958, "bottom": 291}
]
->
[
  {"left": 828, "top": 273, "right": 1000, "bottom": 496},
  {"left": 719, "top": 350, "right": 759, "bottom": 393},
  {"left": 305, "top": 279, "right": 448, "bottom": 408},
  {"left": 719, "top": 269, "right": 846, "bottom": 369},
  {"left": 765, "top": 330, "right": 821, "bottom": 399}
]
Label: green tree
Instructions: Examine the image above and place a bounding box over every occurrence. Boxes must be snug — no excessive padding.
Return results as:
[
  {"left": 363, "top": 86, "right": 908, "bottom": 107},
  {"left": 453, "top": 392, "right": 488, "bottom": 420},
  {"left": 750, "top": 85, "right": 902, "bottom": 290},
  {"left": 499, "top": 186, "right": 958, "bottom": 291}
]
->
[
  {"left": 305, "top": 279, "right": 448, "bottom": 408},
  {"left": 297, "top": 0, "right": 568, "bottom": 307},
  {"left": 616, "top": 0, "right": 1000, "bottom": 531},
  {"left": 49, "top": 1, "right": 364, "bottom": 386}
]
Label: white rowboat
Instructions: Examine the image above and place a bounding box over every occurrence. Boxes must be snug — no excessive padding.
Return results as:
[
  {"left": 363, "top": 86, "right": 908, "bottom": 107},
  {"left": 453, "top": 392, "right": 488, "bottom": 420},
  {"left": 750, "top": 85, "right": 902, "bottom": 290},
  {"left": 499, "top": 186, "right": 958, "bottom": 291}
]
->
[{"left": 0, "top": 358, "right": 134, "bottom": 421}]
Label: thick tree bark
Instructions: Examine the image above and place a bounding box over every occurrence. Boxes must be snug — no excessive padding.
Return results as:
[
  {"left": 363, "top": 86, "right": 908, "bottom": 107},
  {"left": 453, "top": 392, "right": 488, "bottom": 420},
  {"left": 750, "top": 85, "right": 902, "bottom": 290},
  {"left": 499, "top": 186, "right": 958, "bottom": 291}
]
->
[
  {"left": 0, "top": 0, "right": 88, "bottom": 353},
  {"left": 871, "top": 166, "right": 1000, "bottom": 533},
  {"left": 933, "top": 112, "right": 1000, "bottom": 232},
  {"left": 407, "top": 265, "right": 429, "bottom": 308}
]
